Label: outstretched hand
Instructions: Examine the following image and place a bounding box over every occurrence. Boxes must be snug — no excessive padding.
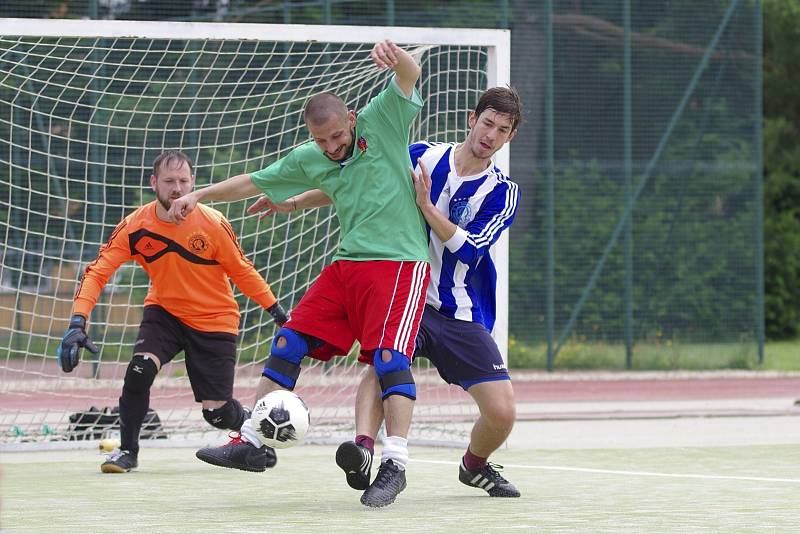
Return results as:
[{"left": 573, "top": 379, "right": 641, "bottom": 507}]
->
[
  {"left": 370, "top": 39, "right": 402, "bottom": 70},
  {"left": 410, "top": 158, "right": 433, "bottom": 209},
  {"left": 166, "top": 193, "right": 198, "bottom": 225},
  {"left": 247, "top": 195, "right": 294, "bottom": 221}
]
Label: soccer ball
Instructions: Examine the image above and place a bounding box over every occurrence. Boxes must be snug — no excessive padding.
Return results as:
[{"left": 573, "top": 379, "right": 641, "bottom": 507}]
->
[{"left": 250, "top": 390, "right": 310, "bottom": 449}]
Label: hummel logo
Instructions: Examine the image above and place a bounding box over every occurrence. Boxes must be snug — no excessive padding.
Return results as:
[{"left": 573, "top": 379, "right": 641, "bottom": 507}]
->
[{"left": 144, "top": 242, "right": 153, "bottom": 249}]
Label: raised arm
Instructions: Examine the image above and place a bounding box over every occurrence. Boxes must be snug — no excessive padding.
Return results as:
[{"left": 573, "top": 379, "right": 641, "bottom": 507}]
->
[
  {"left": 167, "top": 173, "right": 261, "bottom": 224},
  {"left": 370, "top": 39, "right": 421, "bottom": 98}
]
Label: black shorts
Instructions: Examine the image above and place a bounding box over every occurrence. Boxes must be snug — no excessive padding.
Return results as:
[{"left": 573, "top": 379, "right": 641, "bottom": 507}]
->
[
  {"left": 135, "top": 305, "right": 237, "bottom": 402},
  {"left": 414, "top": 305, "right": 510, "bottom": 390}
]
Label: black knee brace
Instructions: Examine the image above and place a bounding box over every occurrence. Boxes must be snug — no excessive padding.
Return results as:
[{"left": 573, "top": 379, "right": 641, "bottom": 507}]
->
[
  {"left": 202, "top": 398, "right": 246, "bottom": 430},
  {"left": 123, "top": 355, "right": 158, "bottom": 394}
]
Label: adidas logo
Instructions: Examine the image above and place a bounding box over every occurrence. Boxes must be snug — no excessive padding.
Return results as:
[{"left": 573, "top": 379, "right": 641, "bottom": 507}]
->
[
  {"left": 344, "top": 447, "right": 371, "bottom": 474},
  {"left": 359, "top": 448, "right": 371, "bottom": 473},
  {"left": 467, "top": 472, "right": 496, "bottom": 491}
]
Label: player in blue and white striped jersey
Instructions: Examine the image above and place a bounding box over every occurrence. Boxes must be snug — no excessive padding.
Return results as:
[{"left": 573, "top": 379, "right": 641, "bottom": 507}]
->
[
  {"left": 407, "top": 139, "right": 518, "bottom": 333},
  {"left": 338, "top": 87, "right": 524, "bottom": 498}
]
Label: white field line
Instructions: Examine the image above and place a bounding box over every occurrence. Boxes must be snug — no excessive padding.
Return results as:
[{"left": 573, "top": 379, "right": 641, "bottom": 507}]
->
[{"left": 412, "top": 458, "right": 800, "bottom": 485}]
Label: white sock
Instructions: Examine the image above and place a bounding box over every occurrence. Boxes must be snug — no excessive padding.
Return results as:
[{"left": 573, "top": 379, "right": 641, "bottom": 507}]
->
[
  {"left": 381, "top": 435, "right": 409, "bottom": 470},
  {"left": 239, "top": 417, "right": 261, "bottom": 446}
]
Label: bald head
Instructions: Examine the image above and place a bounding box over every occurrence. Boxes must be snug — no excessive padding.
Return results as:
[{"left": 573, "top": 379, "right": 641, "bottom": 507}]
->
[
  {"left": 303, "top": 91, "right": 356, "bottom": 162},
  {"left": 304, "top": 92, "right": 349, "bottom": 126}
]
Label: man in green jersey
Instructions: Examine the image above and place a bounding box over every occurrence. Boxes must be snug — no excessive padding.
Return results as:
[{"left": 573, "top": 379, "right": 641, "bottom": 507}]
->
[{"left": 167, "top": 39, "right": 429, "bottom": 508}]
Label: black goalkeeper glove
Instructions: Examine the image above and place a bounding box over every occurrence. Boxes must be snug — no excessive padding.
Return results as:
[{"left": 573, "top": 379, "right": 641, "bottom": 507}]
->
[
  {"left": 57, "top": 314, "right": 99, "bottom": 373},
  {"left": 267, "top": 302, "right": 289, "bottom": 327}
]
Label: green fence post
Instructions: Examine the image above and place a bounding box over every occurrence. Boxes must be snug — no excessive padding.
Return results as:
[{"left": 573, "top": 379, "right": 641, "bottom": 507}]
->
[
  {"left": 387, "top": 0, "right": 395, "bottom": 26},
  {"left": 754, "top": 0, "right": 765, "bottom": 363},
  {"left": 623, "top": 0, "right": 634, "bottom": 369},
  {"left": 545, "top": 0, "right": 555, "bottom": 372}
]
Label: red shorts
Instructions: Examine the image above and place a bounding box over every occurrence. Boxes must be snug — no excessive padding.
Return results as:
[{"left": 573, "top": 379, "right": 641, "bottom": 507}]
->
[{"left": 285, "top": 260, "right": 429, "bottom": 364}]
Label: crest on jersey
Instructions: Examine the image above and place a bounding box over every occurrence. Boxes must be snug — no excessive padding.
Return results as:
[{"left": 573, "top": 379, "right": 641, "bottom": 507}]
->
[
  {"left": 449, "top": 198, "right": 473, "bottom": 228},
  {"left": 357, "top": 136, "right": 368, "bottom": 153},
  {"left": 187, "top": 232, "right": 210, "bottom": 254}
]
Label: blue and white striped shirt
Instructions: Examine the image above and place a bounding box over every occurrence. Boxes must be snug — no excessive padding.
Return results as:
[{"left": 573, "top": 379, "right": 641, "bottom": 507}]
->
[{"left": 409, "top": 141, "right": 520, "bottom": 332}]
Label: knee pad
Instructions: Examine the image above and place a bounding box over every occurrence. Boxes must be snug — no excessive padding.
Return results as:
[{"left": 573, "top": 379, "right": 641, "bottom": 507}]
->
[
  {"left": 262, "top": 328, "right": 308, "bottom": 390},
  {"left": 373, "top": 348, "right": 416, "bottom": 400},
  {"left": 202, "top": 398, "right": 246, "bottom": 430},
  {"left": 123, "top": 355, "right": 158, "bottom": 395}
]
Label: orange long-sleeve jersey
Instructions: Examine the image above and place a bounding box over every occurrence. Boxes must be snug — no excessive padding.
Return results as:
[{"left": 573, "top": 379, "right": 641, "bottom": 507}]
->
[{"left": 73, "top": 201, "right": 277, "bottom": 335}]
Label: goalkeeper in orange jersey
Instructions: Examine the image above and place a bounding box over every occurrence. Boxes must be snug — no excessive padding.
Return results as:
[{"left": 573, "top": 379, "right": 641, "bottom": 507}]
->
[{"left": 57, "top": 150, "right": 288, "bottom": 474}]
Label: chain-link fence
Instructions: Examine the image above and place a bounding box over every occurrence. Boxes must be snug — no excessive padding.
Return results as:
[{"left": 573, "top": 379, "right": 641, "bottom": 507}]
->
[{"left": 0, "top": 0, "right": 762, "bottom": 369}]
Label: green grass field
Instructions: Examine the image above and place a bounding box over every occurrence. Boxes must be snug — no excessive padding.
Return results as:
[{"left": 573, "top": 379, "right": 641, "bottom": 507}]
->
[{"left": 3, "top": 439, "right": 799, "bottom": 533}]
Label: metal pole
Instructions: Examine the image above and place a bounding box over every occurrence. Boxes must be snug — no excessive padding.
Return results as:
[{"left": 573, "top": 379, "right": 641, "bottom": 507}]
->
[
  {"left": 623, "top": 0, "right": 634, "bottom": 369},
  {"left": 754, "top": 0, "right": 765, "bottom": 363},
  {"left": 387, "top": 0, "right": 395, "bottom": 26},
  {"left": 545, "top": 0, "right": 555, "bottom": 372}
]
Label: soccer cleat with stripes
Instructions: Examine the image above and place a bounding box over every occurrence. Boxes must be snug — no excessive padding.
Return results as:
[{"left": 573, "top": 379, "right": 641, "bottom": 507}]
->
[
  {"left": 360, "top": 460, "right": 406, "bottom": 507},
  {"left": 101, "top": 448, "right": 138, "bottom": 473},
  {"left": 335, "top": 441, "right": 373, "bottom": 490},
  {"left": 458, "top": 461, "right": 521, "bottom": 497},
  {"left": 195, "top": 431, "right": 277, "bottom": 472}
]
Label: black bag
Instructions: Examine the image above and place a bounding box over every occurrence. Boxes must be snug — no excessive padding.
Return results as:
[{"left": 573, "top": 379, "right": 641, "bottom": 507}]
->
[{"left": 67, "top": 405, "right": 167, "bottom": 441}]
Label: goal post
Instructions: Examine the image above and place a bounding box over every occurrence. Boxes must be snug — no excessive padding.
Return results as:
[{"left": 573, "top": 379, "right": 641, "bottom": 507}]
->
[{"left": 0, "top": 18, "right": 511, "bottom": 449}]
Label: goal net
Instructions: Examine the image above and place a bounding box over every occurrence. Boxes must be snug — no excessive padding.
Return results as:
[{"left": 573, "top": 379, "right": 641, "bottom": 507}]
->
[{"left": 0, "top": 19, "right": 510, "bottom": 449}]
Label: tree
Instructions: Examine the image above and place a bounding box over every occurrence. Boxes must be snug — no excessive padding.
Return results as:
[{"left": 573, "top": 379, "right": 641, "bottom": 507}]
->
[{"left": 764, "top": 0, "right": 800, "bottom": 338}]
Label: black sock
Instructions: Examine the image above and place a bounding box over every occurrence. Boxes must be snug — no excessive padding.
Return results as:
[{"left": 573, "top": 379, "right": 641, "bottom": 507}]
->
[{"left": 118, "top": 386, "right": 149, "bottom": 456}]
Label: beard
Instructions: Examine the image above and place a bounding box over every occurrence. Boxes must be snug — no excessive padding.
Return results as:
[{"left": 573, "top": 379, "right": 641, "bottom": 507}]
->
[
  {"left": 325, "top": 129, "right": 356, "bottom": 162},
  {"left": 156, "top": 192, "right": 174, "bottom": 212}
]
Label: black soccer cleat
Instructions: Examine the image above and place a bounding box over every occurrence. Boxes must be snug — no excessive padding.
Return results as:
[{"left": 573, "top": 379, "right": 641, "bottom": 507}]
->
[
  {"left": 360, "top": 459, "right": 406, "bottom": 507},
  {"left": 458, "top": 460, "right": 521, "bottom": 497},
  {"left": 335, "top": 441, "right": 373, "bottom": 490},
  {"left": 195, "top": 432, "right": 277, "bottom": 472},
  {"left": 101, "top": 449, "right": 138, "bottom": 473}
]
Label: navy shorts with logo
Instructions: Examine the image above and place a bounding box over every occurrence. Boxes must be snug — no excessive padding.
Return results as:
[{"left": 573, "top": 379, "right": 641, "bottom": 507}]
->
[
  {"left": 414, "top": 305, "right": 510, "bottom": 390},
  {"left": 135, "top": 305, "right": 237, "bottom": 402}
]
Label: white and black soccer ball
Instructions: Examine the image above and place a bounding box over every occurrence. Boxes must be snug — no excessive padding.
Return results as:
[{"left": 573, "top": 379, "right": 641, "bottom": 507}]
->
[{"left": 251, "top": 390, "right": 310, "bottom": 449}]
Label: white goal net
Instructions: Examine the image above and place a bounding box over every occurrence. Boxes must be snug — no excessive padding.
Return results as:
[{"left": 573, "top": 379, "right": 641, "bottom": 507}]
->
[{"left": 0, "top": 19, "right": 510, "bottom": 449}]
